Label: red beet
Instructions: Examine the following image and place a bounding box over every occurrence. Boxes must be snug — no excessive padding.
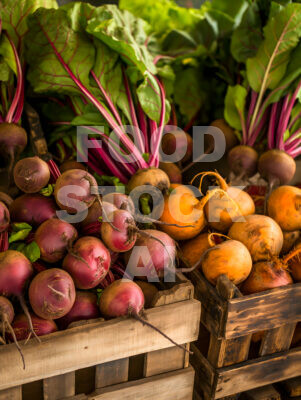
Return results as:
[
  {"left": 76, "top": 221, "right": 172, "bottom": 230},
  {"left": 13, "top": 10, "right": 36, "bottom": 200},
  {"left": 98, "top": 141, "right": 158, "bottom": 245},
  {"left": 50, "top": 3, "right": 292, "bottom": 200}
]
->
[
  {"left": 63, "top": 236, "right": 111, "bottom": 289},
  {"left": 0, "top": 192, "right": 13, "bottom": 208},
  {"left": 29, "top": 268, "right": 76, "bottom": 320},
  {"left": 54, "top": 169, "right": 97, "bottom": 214},
  {"left": 0, "top": 123, "right": 27, "bottom": 172},
  {"left": 161, "top": 131, "right": 193, "bottom": 163},
  {"left": 10, "top": 194, "right": 56, "bottom": 226},
  {"left": 99, "top": 279, "right": 189, "bottom": 353},
  {"left": 80, "top": 201, "right": 117, "bottom": 234},
  {"left": 103, "top": 193, "right": 135, "bottom": 214},
  {"left": 0, "top": 250, "right": 33, "bottom": 297},
  {"left": 241, "top": 259, "right": 293, "bottom": 295},
  {"left": 0, "top": 250, "right": 38, "bottom": 347},
  {"left": 35, "top": 218, "right": 78, "bottom": 263},
  {"left": 60, "top": 160, "right": 87, "bottom": 173},
  {"left": 227, "top": 145, "right": 259, "bottom": 179},
  {"left": 124, "top": 229, "right": 176, "bottom": 280},
  {"left": 11, "top": 313, "right": 58, "bottom": 341},
  {"left": 57, "top": 291, "right": 100, "bottom": 329},
  {"left": 99, "top": 279, "right": 144, "bottom": 318},
  {"left": 0, "top": 296, "right": 14, "bottom": 325},
  {"left": 0, "top": 201, "right": 10, "bottom": 232},
  {"left": 13, "top": 156, "right": 50, "bottom": 193},
  {"left": 101, "top": 209, "right": 137, "bottom": 253}
]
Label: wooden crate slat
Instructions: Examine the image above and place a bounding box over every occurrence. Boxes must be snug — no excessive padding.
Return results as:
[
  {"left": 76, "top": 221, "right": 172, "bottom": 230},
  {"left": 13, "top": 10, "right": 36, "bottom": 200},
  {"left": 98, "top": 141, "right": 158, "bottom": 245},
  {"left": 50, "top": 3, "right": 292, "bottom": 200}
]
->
[
  {"left": 282, "top": 376, "right": 301, "bottom": 397},
  {"left": 144, "top": 346, "right": 186, "bottom": 377},
  {"left": 259, "top": 323, "right": 296, "bottom": 356},
  {"left": 241, "top": 385, "right": 281, "bottom": 400},
  {"left": 88, "top": 366, "right": 195, "bottom": 400},
  {"left": 43, "top": 372, "right": 75, "bottom": 400},
  {"left": 207, "top": 276, "right": 251, "bottom": 370},
  {"left": 0, "top": 386, "right": 22, "bottom": 400},
  {"left": 95, "top": 359, "right": 129, "bottom": 389},
  {"left": 226, "top": 283, "right": 301, "bottom": 339},
  {"left": 189, "top": 271, "right": 226, "bottom": 338},
  {"left": 0, "top": 299, "right": 200, "bottom": 391},
  {"left": 215, "top": 347, "right": 301, "bottom": 399},
  {"left": 144, "top": 277, "right": 194, "bottom": 378}
]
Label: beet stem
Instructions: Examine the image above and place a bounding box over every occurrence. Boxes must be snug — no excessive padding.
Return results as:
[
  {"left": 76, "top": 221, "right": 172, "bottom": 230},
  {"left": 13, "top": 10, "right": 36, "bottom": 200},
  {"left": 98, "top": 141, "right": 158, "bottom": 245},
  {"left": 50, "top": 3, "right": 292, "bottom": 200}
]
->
[
  {"left": 131, "top": 311, "right": 192, "bottom": 355},
  {"left": 19, "top": 295, "right": 41, "bottom": 343}
]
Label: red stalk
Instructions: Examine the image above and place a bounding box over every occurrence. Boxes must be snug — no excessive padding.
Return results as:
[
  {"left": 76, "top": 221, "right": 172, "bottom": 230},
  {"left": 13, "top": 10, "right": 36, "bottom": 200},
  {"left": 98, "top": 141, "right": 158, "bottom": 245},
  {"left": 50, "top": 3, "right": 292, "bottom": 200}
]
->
[
  {"left": 122, "top": 68, "right": 145, "bottom": 153},
  {"left": 247, "top": 108, "right": 269, "bottom": 147},
  {"left": 4, "top": 34, "right": 23, "bottom": 124},
  {"left": 137, "top": 102, "right": 149, "bottom": 153},
  {"left": 91, "top": 71, "right": 123, "bottom": 127},
  {"left": 91, "top": 139, "right": 127, "bottom": 183},
  {"left": 268, "top": 102, "right": 279, "bottom": 149},
  {"left": 285, "top": 127, "right": 301, "bottom": 145},
  {"left": 246, "top": 90, "right": 258, "bottom": 131},
  {"left": 85, "top": 126, "right": 136, "bottom": 175},
  {"left": 47, "top": 160, "right": 61, "bottom": 182},
  {"left": 149, "top": 78, "right": 166, "bottom": 167},
  {"left": 38, "top": 21, "right": 147, "bottom": 170}
]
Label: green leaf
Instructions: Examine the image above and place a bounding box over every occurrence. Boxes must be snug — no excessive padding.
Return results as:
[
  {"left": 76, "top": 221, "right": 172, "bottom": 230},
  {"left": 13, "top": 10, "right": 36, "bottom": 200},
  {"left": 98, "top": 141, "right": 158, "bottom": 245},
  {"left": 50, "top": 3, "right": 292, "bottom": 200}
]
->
[
  {"left": 137, "top": 72, "right": 163, "bottom": 123},
  {"left": 224, "top": 84, "right": 247, "bottom": 132},
  {"left": 91, "top": 39, "right": 131, "bottom": 123},
  {"left": 9, "top": 223, "right": 32, "bottom": 244},
  {"left": 40, "top": 184, "right": 55, "bottom": 197},
  {"left": 230, "top": 2, "right": 263, "bottom": 62},
  {"left": 12, "top": 222, "right": 32, "bottom": 230},
  {"left": 61, "top": 1, "right": 96, "bottom": 31},
  {"left": 207, "top": 0, "right": 249, "bottom": 37},
  {"left": 174, "top": 67, "right": 204, "bottom": 123},
  {"left": 0, "top": 59, "right": 10, "bottom": 82},
  {"left": 246, "top": 4, "right": 301, "bottom": 93},
  {"left": 0, "top": 35, "right": 17, "bottom": 75},
  {"left": 23, "top": 241, "right": 41, "bottom": 263},
  {"left": 119, "top": 0, "right": 204, "bottom": 39},
  {"left": 0, "top": 0, "right": 58, "bottom": 51},
  {"left": 86, "top": 5, "right": 156, "bottom": 75},
  {"left": 26, "top": 8, "right": 95, "bottom": 95},
  {"left": 265, "top": 43, "right": 301, "bottom": 106}
]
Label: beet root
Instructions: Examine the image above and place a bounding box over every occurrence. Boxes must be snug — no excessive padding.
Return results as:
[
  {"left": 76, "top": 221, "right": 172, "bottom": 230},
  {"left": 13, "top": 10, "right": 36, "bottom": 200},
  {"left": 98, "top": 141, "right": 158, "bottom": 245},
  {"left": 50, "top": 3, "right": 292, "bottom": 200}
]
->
[
  {"left": 9, "top": 194, "right": 56, "bottom": 227},
  {"left": 54, "top": 169, "right": 97, "bottom": 214},
  {"left": 63, "top": 236, "right": 111, "bottom": 289},
  {"left": 35, "top": 218, "right": 78, "bottom": 263},
  {"left": 29, "top": 269, "right": 76, "bottom": 320},
  {"left": 57, "top": 291, "right": 100, "bottom": 329},
  {"left": 13, "top": 157, "right": 50, "bottom": 193}
]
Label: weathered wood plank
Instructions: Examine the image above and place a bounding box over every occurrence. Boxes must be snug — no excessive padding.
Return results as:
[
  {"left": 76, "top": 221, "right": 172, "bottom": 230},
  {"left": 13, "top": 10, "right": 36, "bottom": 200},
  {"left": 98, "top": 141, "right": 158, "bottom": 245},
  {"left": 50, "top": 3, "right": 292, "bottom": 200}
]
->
[
  {"left": 215, "top": 347, "right": 301, "bottom": 399},
  {"left": 0, "top": 299, "right": 200, "bottom": 391},
  {"left": 95, "top": 359, "right": 129, "bottom": 388},
  {"left": 282, "top": 376, "right": 301, "bottom": 397},
  {"left": 43, "top": 372, "right": 75, "bottom": 400},
  {"left": 241, "top": 385, "right": 281, "bottom": 400},
  {"left": 88, "top": 366, "right": 195, "bottom": 400},
  {"left": 144, "top": 347, "right": 186, "bottom": 377},
  {"left": 259, "top": 323, "right": 296, "bottom": 356},
  {"left": 144, "top": 278, "right": 193, "bottom": 378},
  {"left": 0, "top": 387, "right": 21, "bottom": 400},
  {"left": 190, "top": 344, "right": 216, "bottom": 400},
  {"left": 226, "top": 283, "right": 301, "bottom": 339},
  {"left": 189, "top": 271, "right": 226, "bottom": 338},
  {"left": 207, "top": 275, "right": 251, "bottom": 369}
]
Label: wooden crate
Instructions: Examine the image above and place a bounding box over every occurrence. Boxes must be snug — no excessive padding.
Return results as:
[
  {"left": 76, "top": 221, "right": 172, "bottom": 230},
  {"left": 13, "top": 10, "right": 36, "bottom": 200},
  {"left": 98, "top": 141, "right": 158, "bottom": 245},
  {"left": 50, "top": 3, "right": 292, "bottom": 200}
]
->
[
  {"left": 189, "top": 270, "right": 301, "bottom": 400},
  {"left": 0, "top": 275, "right": 201, "bottom": 400}
]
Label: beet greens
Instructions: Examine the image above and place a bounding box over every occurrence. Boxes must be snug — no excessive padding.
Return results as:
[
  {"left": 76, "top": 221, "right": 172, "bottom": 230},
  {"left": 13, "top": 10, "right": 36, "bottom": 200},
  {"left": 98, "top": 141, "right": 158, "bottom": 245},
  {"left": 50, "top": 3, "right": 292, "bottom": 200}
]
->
[{"left": 25, "top": 4, "right": 170, "bottom": 182}]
